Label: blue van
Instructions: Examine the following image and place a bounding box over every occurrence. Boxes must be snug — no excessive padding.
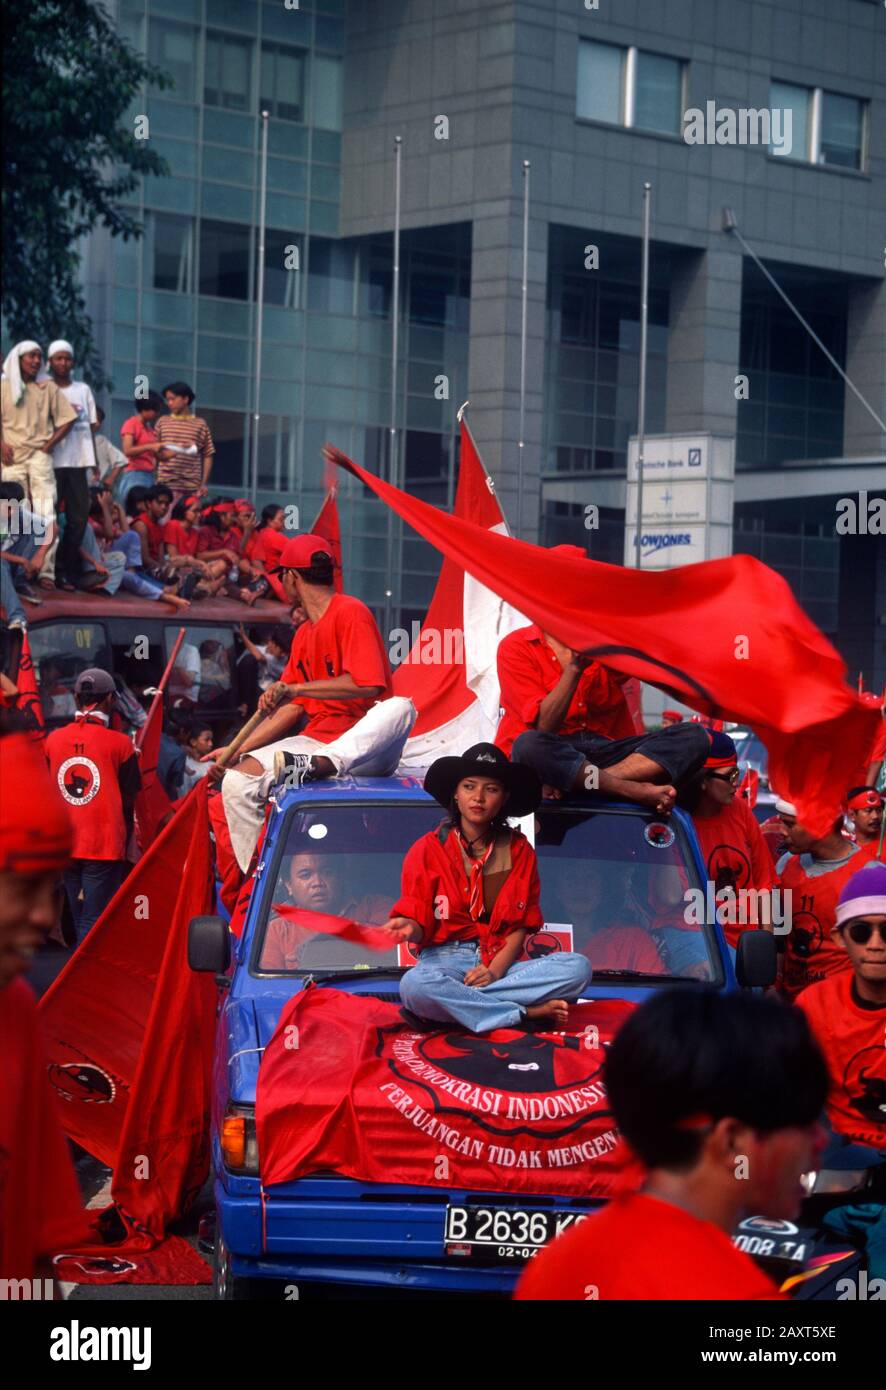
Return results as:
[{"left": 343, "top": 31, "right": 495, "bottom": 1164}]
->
[{"left": 190, "top": 776, "right": 781, "bottom": 1299}]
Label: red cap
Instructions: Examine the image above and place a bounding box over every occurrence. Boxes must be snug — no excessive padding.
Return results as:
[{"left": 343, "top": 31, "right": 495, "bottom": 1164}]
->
[
  {"left": 274, "top": 533, "right": 334, "bottom": 572},
  {"left": 0, "top": 734, "right": 73, "bottom": 873},
  {"left": 233, "top": 499, "right": 254, "bottom": 513}
]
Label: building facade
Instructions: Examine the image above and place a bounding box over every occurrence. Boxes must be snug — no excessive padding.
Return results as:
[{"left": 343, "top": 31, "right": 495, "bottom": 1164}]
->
[{"left": 86, "top": 0, "right": 886, "bottom": 685}]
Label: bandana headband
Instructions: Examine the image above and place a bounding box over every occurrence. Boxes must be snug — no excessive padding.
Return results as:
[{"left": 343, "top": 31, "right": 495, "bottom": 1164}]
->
[
  {"left": 704, "top": 755, "right": 738, "bottom": 772},
  {"left": 848, "top": 789, "right": 883, "bottom": 812}
]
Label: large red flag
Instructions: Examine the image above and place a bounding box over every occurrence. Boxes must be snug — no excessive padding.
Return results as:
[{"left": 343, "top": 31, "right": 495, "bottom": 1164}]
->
[
  {"left": 393, "top": 417, "right": 526, "bottom": 761},
  {"left": 14, "top": 630, "right": 45, "bottom": 740},
  {"left": 311, "top": 484, "right": 344, "bottom": 594},
  {"left": 327, "top": 448, "right": 879, "bottom": 838},
  {"left": 39, "top": 787, "right": 212, "bottom": 1168},
  {"left": 133, "top": 690, "right": 173, "bottom": 851},
  {"left": 257, "top": 988, "right": 634, "bottom": 1197}
]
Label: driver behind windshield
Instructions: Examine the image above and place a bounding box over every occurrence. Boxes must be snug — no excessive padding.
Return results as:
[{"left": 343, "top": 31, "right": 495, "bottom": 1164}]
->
[
  {"left": 552, "top": 870, "right": 665, "bottom": 975},
  {"left": 261, "top": 850, "right": 390, "bottom": 970}
]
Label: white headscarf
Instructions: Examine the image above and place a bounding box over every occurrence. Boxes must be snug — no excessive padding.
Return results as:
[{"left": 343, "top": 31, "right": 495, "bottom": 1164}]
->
[
  {"left": 47, "top": 340, "right": 74, "bottom": 360},
  {"left": 2, "top": 341, "right": 42, "bottom": 406}
]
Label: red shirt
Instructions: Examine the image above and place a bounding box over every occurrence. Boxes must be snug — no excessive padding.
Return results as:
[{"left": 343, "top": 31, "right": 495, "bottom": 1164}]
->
[
  {"left": 584, "top": 925, "right": 665, "bottom": 975},
  {"left": 496, "top": 624, "right": 634, "bottom": 756},
  {"left": 196, "top": 525, "right": 238, "bottom": 556},
  {"left": 164, "top": 519, "right": 199, "bottom": 557},
  {"left": 0, "top": 978, "right": 90, "bottom": 1278},
  {"left": 261, "top": 893, "right": 390, "bottom": 970},
  {"left": 391, "top": 825, "right": 543, "bottom": 966},
  {"left": 119, "top": 414, "right": 157, "bottom": 473},
  {"left": 280, "top": 593, "right": 392, "bottom": 742},
  {"left": 797, "top": 973, "right": 886, "bottom": 1152},
  {"left": 136, "top": 514, "right": 164, "bottom": 562},
  {"left": 45, "top": 717, "right": 139, "bottom": 860},
  {"left": 259, "top": 528, "right": 286, "bottom": 568},
  {"left": 778, "top": 843, "right": 875, "bottom": 1000},
  {"left": 515, "top": 1193, "right": 784, "bottom": 1301},
  {"left": 241, "top": 531, "right": 264, "bottom": 564},
  {"left": 692, "top": 799, "right": 776, "bottom": 948}
]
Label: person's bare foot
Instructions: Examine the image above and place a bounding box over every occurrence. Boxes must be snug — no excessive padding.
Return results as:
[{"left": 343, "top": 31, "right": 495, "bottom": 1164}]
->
[
  {"left": 162, "top": 589, "right": 191, "bottom": 611},
  {"left": 599, "top": 778, "right": 677, "bottom": 814},
  {"left": 239, "top": 588, "right": 258, "bottom": 606},
  {"left": 542, "top": 783, "right": 563, "bottom": 800},
  {"left": 310, "top": 755, "right": 336, "bottom": 779},
  {"left": 525, "top": 999, "right": 570, "bottom": 1027}
]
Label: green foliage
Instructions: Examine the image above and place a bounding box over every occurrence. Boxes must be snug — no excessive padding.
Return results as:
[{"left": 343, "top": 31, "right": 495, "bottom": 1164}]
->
[{"left": 1, "top": 0, "right": 171, "bottom": 387}]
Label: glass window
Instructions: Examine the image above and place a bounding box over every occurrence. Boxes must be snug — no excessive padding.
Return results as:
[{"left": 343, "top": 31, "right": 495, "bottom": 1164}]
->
[
  {"left": 199, "top": 219, "right": 252, "bottom": 300},
  {"left": 634, "top": 52, "right": 682, "bottom": 135},
  {"left": 770, "top": 82, "right": 810, "bottom": 160},
  {"left": 307, "top": 238, "right": 355, "bottom": 314},
  {"left": 148, "top": 20, "right": 197, "bottom": 103},
  {"left": 263, "top": 230, "right": 303, "bottom": 306},
  {"left": 198, "top": 409, "right": 246, "bottom": 487},
  {"left": 312, "top": 55, "right": 343, "bottom": 131},
  {"left": 255, "top": 803, "right": 442, "bottom": 974},
  {"left": 576, "top": 40, "right": 623, "bottom": 125},
  {"left": 819, "top": 91, "right": 864, "bottom": 169},
  {"left": 164, "top": 625, "right": 237, "bottom": 711},
  {"left": 149, "top": 212, "right": 194, "bottom": 292},
  {"left": 29, "top": 624, "right": 111, "bottom": 726},
  {"left": 261, "top": 43, "right": 307, "bottom": 123},
  {"left": 204, "top": 31, "right": 253, "bottom": 111}
]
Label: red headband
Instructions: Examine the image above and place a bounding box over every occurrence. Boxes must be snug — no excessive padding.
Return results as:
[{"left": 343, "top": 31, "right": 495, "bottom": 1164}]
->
[
  {"left": 183, "top": 494, "right": 202, "bottom": 509},
  {"left": 0, "top": 734, "right": 73, "bottom": 873},
  {"left": 233, "top": 500, "right": 254, "bottom": 513},
  {"left": 704, "top": 755, "right": 738, "bottom": 771},
  {"left": 848, "top": 789, "right": 883, "bottom": 812}
]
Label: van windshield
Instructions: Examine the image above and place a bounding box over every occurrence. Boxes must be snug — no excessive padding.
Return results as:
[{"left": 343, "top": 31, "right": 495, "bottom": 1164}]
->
[{"left": 254, "top": 802, "right": 718, "bottom": 983}]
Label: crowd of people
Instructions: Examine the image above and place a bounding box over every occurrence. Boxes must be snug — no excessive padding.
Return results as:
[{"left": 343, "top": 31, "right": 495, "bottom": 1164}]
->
[
  {"left": 2, "top": 425, "right": 885, "bottom": 1300},
  {"left": 1, "top": 339, "right": 293, "bottom": 625}
]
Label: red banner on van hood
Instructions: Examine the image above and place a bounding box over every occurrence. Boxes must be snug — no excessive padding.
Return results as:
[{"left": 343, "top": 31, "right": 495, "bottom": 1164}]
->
[{"left": 256, "top": 987, "right": 634, "bottom": 1197}]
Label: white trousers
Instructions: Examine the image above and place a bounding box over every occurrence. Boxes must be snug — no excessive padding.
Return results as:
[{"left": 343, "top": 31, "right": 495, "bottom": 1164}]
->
[{"left": 222, "top": 696, "right": 417, "bottom": 871}]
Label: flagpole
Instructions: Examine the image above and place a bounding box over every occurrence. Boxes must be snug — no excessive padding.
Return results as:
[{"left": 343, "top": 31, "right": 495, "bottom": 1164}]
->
[
  {"left": 249, "top": 110, "right": 270, "bottom": 506},
  {"left": 517, "top": 159, "right": 530, "bottom": 540},
  {"left": 136, "top": 626, "right": 186, "bottom": 752},
  {"left": 635, "top": 181, "right": 651, "bottom": 571},
  {"left": 384, "top": 134, "right": 403, "bottom": 640}
]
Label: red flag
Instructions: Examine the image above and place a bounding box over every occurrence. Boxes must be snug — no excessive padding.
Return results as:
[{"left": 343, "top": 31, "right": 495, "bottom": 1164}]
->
[
  {"left": 739, "top": 767, "right": 760, "bottom": 810},
  {"left": 271, "top": 904, "right": 395, "bottom": 952},
  {"left": 39, "top": 787, "right": 211, "bottom": 1168},
  {"left": 393, "top": 417, "right": 525, "bottom": 761},
  {"left": 257, "top": 988, "right": 633, "bottom": 1197},
  {"left": 14, "top": 630, "right": 45, "bottom": 740},
  {"left": 133, "top": 691, "right": 173, "bottom": 851},
  {"left": 328, "top": 448, "right": 879, "bottom": 839},
  {"left": 311, "top": 483, "right": 343, "bottom": 593}
]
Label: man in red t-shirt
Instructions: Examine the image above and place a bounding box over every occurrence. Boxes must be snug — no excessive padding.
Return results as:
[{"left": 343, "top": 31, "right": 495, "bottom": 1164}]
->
[
  {"left": 797, "top": 860, "right": 886, "bottom": 1161},
  {"left": 516, "top": 990, "right": 828, "bottom": 1300},
  {"left": 45, "top": 669, "right": 141, "bottom": 944},
  {"left": 500, "top": 547, "right": 710, "bottom": 814},
  {"left": 680, "top": 732, "right": 776, "bottom": 949},
  {"left": 845, "top": 786, "right": 883, "bottom": 850},
  {"left": 0, "top": 728, "right": 90, "bottom": 1284},
  {"left": 216, "top": 534, "right": 416, "bottom": 869},
  {"left": 775, "top": 798, "right": 875, "bottom": 1000}
]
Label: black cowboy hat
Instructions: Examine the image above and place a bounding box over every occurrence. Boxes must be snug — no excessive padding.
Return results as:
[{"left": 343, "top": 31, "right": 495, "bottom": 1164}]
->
[{"left": 424, "top": 742, "right": 542, "bottom": 819}]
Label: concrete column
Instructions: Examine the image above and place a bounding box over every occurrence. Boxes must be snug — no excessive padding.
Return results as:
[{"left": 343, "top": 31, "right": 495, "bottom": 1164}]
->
[
  {"left": 664, "top": 244, "right": 743, "bottom": 439},
  {"left": 465, "top": 206, "right": 547, "bottom": 542},
  {"left": 843, "top": 277, "right": 886, "bottom": 459}
]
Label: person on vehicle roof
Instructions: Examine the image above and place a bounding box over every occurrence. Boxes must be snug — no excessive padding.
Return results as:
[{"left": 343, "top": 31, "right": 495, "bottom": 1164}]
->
[
  {"left": 212, "top": 533, "right": 416, "bottom": 872},
  {"left": 383, "top": 742, "right": 591, "bottom": 1032},
  {"left": 516, "top": 990, "right": 828, "bottom": 1300},
  {"left": 496, "top": 547, "right": 711, "bottom": 815}
]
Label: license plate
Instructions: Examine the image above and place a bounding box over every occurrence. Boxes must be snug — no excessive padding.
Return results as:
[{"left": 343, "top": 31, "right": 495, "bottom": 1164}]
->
[{"left": 444, "top": 1205, "right": 588, "bottom": 1262}]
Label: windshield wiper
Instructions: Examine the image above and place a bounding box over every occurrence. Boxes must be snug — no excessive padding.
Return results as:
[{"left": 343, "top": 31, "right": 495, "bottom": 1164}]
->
[
  {"left": 305, "top": 967, "right": 406, "bottom": 985},
  {"left": 590, "top": 969, "right": 704, "bottom": 982}
]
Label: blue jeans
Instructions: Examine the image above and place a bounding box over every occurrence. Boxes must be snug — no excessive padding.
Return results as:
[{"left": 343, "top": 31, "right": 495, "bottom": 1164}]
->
[
  {"left": 64, "top": 859, "right": 124, "bottom": 945},
  {"left": 1, "top": 516, "right": 40, "bottom": 624},
  {"left": 80, "top": 525, "right": 126, "bottom": 595},
  {"left": 399, "top": 940, "right": 592, "bottom": 1034},
  {"left": 115, "top": 470, "right": 155, "bottom": 505}
]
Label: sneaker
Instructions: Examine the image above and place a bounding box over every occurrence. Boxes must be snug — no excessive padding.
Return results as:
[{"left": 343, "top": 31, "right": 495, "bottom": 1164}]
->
[
  {"left": 8, "top": 617, "right": 27, "bottom": 631},
  {"left": 19, "top": 588, "right": 43, "bottom": 607},
  {"left": 272, "top": 750, "right": 315, "bottom": 790}
]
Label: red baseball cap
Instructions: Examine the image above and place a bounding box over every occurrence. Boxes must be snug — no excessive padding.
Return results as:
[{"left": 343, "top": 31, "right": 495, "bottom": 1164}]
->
[{"left": 273, "top": 533, "right": 334, "bottom": 573}]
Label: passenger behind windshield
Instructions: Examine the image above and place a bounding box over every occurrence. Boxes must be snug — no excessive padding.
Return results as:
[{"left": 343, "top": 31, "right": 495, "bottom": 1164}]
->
[
  {"left": 261, "top": 850, "right": 391, "bottom": 971},
  {"left": 550, "top": 870, "right": 665, "bottom": 975}
]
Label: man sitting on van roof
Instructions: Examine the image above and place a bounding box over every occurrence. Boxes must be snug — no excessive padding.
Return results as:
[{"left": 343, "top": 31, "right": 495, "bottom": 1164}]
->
[{"left": 212, "top": 534, "right": 416, "bottom": 872}]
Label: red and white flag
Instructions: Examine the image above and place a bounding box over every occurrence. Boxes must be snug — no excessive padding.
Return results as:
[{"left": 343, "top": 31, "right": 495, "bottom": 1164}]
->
[{"left": 394, "top": 415, "right": 526, "bottom": 762}]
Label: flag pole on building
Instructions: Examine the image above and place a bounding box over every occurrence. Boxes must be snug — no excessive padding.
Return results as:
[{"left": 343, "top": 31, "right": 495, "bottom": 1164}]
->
[
  {"left": 384, "top": 135, "right": 403, "bottom": 639},
  {"left": 635, "top": 181, "right": 652, "bottom": 570},
  {"left": 250, "top": 110, "right": 270, "bottom": 505},
  {"left": 517, "top": 159, "right": 531, "bottom": 539}
]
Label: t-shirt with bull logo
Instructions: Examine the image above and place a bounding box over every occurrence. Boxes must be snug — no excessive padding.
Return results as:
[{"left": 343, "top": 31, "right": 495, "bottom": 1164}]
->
[
  {"left": 776, "top": 843, "right": 875, "bottom": 1000},
  {"left": 797, "top": 971, "right": 886, "bottom": 1152},
  {"left": 45, "top": 720, "right": 141, "bottom": 861}
]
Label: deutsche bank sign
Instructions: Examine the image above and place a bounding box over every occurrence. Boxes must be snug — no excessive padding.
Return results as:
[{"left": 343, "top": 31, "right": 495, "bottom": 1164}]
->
[{"left": 625, "top": 433, "right": 735, "bottom": 570}]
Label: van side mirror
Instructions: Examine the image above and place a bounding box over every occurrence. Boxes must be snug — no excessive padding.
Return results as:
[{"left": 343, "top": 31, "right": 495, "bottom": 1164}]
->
[
  {"left": 735, "top": 929, "right": 777, "bottom": 989},
  {"left": 188, "top": 915, "right": 231, "bottom": 975}
]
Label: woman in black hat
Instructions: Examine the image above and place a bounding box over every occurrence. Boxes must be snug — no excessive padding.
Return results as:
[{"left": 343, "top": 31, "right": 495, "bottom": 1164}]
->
[{"left": 382, "top": 743, "right": 591, "bottom": 1032}]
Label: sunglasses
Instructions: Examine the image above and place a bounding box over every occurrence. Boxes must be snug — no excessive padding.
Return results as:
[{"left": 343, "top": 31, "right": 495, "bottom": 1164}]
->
[
  {"left": 707, "top": 767, "right": 742, "bottom": 786},
  {"left": 844, "top": 919, "right": 886, "bottom": 945}
]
